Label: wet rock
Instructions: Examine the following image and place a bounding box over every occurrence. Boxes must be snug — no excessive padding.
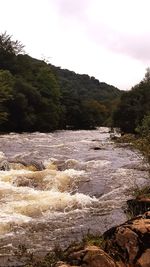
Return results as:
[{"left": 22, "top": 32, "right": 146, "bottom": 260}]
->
[
  {"left": 103, "top": 212, "right": 150, "bottom": 266},
  {"left": 0, "top": 152, "right": 9, "bottom": 170},
  {"left": 0, "top": 159, "right": 10, "bottom": 170},
  {"left": 82, "top": 246, "right": 116, "bottom": 267},
  {"left": 61, "top": 246, "right": 117, "bottom": 267},
  {"left": 59, "top": 212, "right": 150, "bottom": 266},
  {"left": 56, "top": 263, "right": 79, "bottom": 267},
  {"left": 92, "top": 147, "right": 102, "bottom": 150},
  {"left": 13, "top": 176, "right": 36, "bottom": 187},
  {"left": 114, "top": 226, "right": 139, "bottom": 263},
  {"left": 59, "top": 159, "right": 79, "bottom": 170},
  {"left": 136, "top": 248, "right": 150, "bottom": 267},
  {"left": 9, "top": 159, "right": 45, "bottom": 171},
  {"left": 54, "top": 212, "right": 150, "bottom": 267},
  {"left": 122, "top": 163, "right": 149, "bottom": 171}
]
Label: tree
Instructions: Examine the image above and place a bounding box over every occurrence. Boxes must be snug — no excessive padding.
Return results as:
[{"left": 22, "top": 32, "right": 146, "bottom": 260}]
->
[
  {"left": 80, "top": 100, "right": 107, "bottom": 129},
  {"left": 0, "top": 32, "right": 121, "bottom": 132},
  {"left": 144, "top": 67, "right": 150, "bottom": 82},
  {"left": 113, "top": 69, "right": 150, "bottom": 133},
  {"left": 136, "top": 114, "right": 150, "bottom": 137},
  {"left": 0, "top": 31, "right": 24, "bottom": 55},
  {"left": 5, "top": 78, "right": 40, "bottom": 131},
  {"left": 0, "top": 70, "right": 14, "bottom": 124},
  {"left": 0, "top": 32, "right": 25, "bottom": 72}
]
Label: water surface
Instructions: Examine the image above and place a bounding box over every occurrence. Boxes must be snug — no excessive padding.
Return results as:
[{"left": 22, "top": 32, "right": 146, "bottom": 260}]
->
[{"left": 0, "top": 128, "right": 149, "bottom": 265}]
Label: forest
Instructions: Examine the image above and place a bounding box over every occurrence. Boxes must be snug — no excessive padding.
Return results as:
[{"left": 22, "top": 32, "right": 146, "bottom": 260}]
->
[
  {"left": 0, "top": 32, "right": 121, "bottom": 132},
  {"left": 0, "top": 32, "right": 150, "bottom": 139}
]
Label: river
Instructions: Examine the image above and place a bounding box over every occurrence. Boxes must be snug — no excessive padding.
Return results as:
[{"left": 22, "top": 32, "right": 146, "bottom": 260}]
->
[{"left": 0, "top": 128, "right": 149, "bottom": 266}]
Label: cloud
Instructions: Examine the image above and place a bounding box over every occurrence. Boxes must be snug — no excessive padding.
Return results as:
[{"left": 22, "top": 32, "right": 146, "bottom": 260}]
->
[
  {"left": 53, "top": 0, "right": 89, "bottom": 17},
  {"left": 114, "top": 34, "right": 150, "bottom": 63},
  {"left": 87, "top": 23, "right": 150, "bottom": 63},
  {"left": 51, "top": 0, "right": 150, "bottom": 63},
  {"left": 76, "top": 0, "right": 150, "bottom": 64}
]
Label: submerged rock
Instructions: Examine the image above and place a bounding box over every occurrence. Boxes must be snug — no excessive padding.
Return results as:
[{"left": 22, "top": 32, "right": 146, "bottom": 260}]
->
[
  {"left": 0, "top": 159, "right": 9, "bottom": 171},
  {"left": 9, "top": 159, "right": 45, "bottom": 171},
  {"left": 0, "top": 152, "right": 9, "bottom": 170}
]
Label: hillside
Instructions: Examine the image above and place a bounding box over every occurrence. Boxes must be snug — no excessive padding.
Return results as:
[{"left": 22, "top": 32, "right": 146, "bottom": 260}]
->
[
  {"left": 50, "top": 65, "right": 122, "bottom": 129},
  {"left": 0, "top": 33, "right": 122, "bottom": 132}
]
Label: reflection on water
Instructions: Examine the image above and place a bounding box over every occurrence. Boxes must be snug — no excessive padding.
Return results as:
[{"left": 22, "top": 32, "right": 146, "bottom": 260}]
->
[{"left": 0, "top": 128, "right": 149, "bottom": 265}]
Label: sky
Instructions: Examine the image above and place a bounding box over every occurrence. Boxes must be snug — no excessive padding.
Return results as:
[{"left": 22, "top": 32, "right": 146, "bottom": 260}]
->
[{"left": 0, "top": 0, "right": 150, "bottom": 90}]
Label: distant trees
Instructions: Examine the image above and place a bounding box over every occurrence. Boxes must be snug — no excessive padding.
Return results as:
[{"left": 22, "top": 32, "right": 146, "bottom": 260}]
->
[
  {"left": 0, "top": 70, "right": 14, "bottom": 124},
  {"left": 51, "top": 65, "right": 121, "bottom": 130},
  {"left": 113, "top": 69, "right": 150, "bottom": 133},
  {"left": 79, "top": 100, "right": 107, "bottom": 129},
  {"left": 136, "top": 114, "right": 150, "bottom": 137}
]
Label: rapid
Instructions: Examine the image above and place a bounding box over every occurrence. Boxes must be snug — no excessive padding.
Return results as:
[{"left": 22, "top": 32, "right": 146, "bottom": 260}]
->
[{"left": 0, "top": 128, "right": 149, "bottom": 265}]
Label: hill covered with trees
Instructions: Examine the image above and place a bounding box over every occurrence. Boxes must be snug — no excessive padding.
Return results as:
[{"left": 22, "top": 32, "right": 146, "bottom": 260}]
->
[
  {"left": 0, "top": 32, "right": 121, "bottom": 132},
  {"left": 113, "top": 68, "right": 150, "bottom": 134}
]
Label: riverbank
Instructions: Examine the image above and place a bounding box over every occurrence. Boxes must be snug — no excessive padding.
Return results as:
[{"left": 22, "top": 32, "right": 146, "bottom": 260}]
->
[
  {"left": 54, "top": 211, "right": 150, "bottom": 267},
  {"left": 17, "top": 210, "right": 150, "bottom": 266}
]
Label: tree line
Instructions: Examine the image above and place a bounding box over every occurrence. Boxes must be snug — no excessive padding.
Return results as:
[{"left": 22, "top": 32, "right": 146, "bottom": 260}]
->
[
  {"left": 0, "top": 32, "right": 121, "bottom": 132},
  {"left": 112, "top": 68, "right": 150, "bottom": 163},
  {"left": 113, "top": 68, "right": 150, "bottom": 135}
]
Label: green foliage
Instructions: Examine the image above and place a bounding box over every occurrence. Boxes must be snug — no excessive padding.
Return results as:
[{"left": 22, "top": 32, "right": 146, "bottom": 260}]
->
[
  {"left": 0, "top": 31, "right": 24, "bottom": 55},
  {"left": 0, "top": 32, "right": 24, "bottom": 72},
  {"left": 133, "top": 186, "right": 150, "bottom": 198},
  {"left": 0, "top": 32, "right": 121, "bottom": 132},
  {"left": 134, "top": 137, "right": 150, "bottom": 163},
  {"left": 0, "top": 69, "right": 14, "bottom": 124},
  {"left": 113, "top": 70, "right": 150, "bottom": 133},
  {"left": 80, "top": 100, "right": 108, "bottom": 129},
  {"left": 51, "top": 66, "right": 121, "bottom": 129},
  {"left": 0, "top": 69, "right": 14, "bottom": 102},
  {"left": 113, "top": 69, "right": 150, "bottom": 166},
  {"left": 113, "top": 133, "right": 136, "bottom": 145},
  {"left": 82, "top": 232, "right": 105, "bottom": 248},
  {"left": 135, "top": 115, "right": 150, "bottom": 163},
  {"left": 136, "top": 114, "right": 150, "bottom": 137}
]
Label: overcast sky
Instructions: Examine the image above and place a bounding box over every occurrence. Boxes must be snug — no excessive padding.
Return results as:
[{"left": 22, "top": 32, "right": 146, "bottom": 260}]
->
[{"left": 0, "top": 0, "right": 150, "bottom": 90}]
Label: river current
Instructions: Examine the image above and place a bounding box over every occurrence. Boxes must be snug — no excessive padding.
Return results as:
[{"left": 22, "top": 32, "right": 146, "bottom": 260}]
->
[{"left": 0, "top": 128, "right": 149, "bottom": 265}]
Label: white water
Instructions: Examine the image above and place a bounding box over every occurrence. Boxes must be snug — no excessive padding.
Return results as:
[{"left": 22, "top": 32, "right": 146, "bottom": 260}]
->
[{"left": 0, "top": 128, "right": 149, "bottom": 265}]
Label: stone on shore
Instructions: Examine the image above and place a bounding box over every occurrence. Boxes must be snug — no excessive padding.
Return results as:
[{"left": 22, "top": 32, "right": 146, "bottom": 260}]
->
[{"left": 56, "top": 212, "right": 150, "bottom": 267}]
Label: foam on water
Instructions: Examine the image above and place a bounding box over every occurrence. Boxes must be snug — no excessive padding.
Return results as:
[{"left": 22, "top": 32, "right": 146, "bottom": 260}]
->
[
  {"left": 0, "top": 128, "right": 149, "bottom": 263},
  {"left": 0, "top": 164, "right": 96, "bottom": 236}
]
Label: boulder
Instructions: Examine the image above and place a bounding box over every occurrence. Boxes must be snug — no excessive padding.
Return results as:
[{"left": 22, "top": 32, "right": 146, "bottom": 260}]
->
[
  {"left": 54, "top": 213, "right": 150, "bottom": 267},
  {"left": 82, "top": 246, "right": 117, "bottom": 267},
  {"left": 104, "top": 212, "right": 150, "bottom": 266},
  {"left": 55, "top": 263, "right": 79, "bottom": 267},
  {"left": 60, "top": 245, "right": 117, "bottom": 267},
  {"left": 136, "top": 249, "right": 150, "bottom": 267}
]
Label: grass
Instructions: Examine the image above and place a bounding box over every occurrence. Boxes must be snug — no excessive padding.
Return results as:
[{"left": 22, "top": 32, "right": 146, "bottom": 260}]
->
[
  {"left": 82, "top": 231, "right": 105, "bottom": 248},
  {"left": 133, "top": 185, "right": 150, "bottom": 199}
]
